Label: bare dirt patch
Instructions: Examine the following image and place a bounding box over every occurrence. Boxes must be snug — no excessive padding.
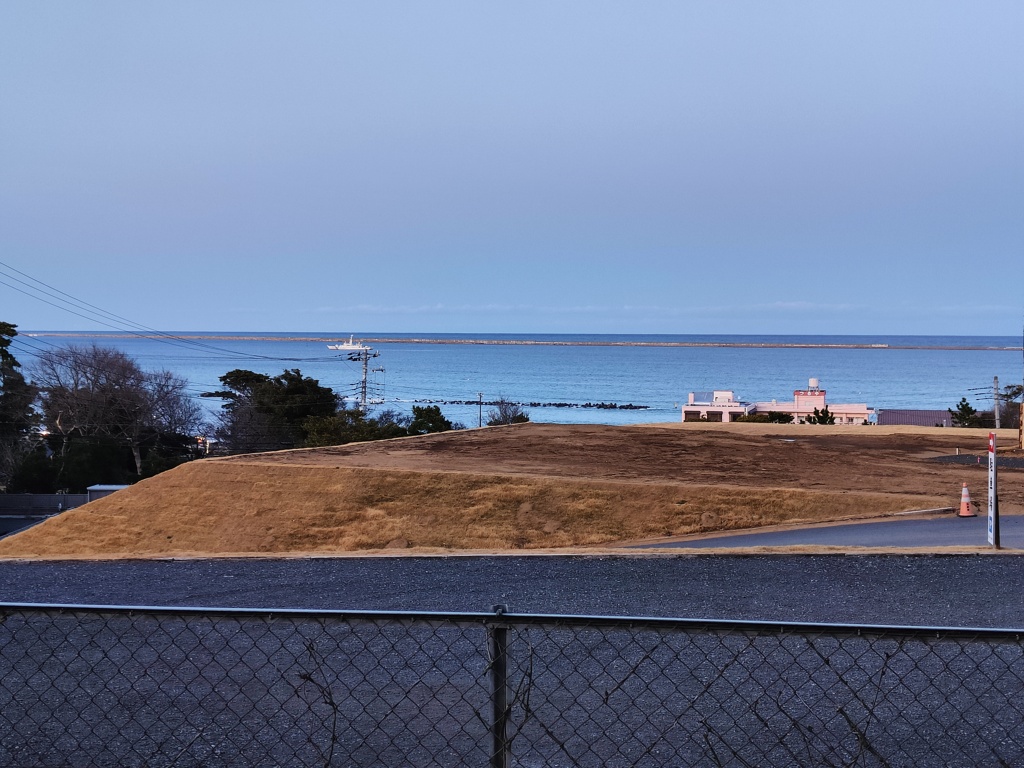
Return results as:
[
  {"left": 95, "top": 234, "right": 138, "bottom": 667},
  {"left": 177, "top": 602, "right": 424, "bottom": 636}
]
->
[{"left": 0, "top": 423, "right": 1017, "bottom": 558}]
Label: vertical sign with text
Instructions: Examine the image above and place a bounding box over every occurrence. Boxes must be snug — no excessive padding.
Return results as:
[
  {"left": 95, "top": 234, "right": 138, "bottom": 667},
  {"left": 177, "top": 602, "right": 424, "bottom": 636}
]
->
[{"left": 988, "top": 432, "right": 999, "bottom": 548}]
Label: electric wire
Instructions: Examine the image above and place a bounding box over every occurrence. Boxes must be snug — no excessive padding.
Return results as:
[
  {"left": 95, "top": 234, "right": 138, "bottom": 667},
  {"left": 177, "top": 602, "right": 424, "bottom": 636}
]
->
[
  {"left": 6, "top": 336, "right": 361, "bottom": 413},
  {"left": 4, "top": 261, "right": 475, "bottom": 409},
  {"left": 1, "top": 259, "right": 370, "bottom": 400},
  {"left": 0, "top": 260, "right": 354, "bottom": 364}
]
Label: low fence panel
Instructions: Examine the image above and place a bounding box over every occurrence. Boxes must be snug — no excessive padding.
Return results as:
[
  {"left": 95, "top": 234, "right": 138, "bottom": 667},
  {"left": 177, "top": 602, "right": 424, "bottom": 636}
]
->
[
  {"left": 0, "top": 494, "right": 87, "bottom": 512},
  {"left": 1, "top": 603, "right": 1022, "bottom": 767}
]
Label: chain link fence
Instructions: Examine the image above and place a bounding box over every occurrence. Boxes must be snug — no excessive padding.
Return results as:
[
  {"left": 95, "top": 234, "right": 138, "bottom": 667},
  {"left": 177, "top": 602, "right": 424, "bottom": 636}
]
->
[{"left": 1, "top": 602, "right": 1023, "bottom": 766}]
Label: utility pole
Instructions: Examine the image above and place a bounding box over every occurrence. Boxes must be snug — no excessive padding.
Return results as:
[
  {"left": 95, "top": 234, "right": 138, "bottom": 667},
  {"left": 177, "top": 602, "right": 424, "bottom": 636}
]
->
[
  {"left": 478, "top": 393, "right": 483, "bottom": 428},
  {"left": 994, "top": 376, "right": 1000, "bottom": 430},
  {"left": 327, "top": 336, "right": 380, "bottom": 411}
]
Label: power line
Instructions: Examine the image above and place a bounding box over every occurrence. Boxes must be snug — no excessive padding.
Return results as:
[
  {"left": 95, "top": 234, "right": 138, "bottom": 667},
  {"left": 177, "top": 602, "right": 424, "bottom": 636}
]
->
[
  {"left": 3, "top": 261, "right": 462, "bottom": 410},
  {"left": 6, "top": 337, "right": 235, "bottom": 405},
  {"left": 9, "top": 337, "right": 362, "bottom": 417},
  {"left": 0, "top": 260, "right": 348, "bottom": 364}
]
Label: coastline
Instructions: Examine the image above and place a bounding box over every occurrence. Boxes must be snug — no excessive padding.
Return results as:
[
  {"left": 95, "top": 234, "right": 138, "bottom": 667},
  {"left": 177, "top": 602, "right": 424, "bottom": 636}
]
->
[{"left": 25, "top": 332, "right": 1023, "bottom": 352}]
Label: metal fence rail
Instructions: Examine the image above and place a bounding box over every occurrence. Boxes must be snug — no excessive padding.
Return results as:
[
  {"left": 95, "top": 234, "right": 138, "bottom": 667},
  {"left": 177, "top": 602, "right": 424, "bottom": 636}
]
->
[
  {"left": 0, "top": 495, "right": 87, "bottom": 536},
  {"left": 1, "top": 602, "right": 1022, "bottom": 767},
  {"left": 0, "top": 494, "right": 87, "bottom": 512}
]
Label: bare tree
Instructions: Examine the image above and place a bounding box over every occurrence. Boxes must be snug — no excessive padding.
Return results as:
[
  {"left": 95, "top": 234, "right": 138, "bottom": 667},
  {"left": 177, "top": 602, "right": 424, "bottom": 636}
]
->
[
  {"left": 998, "top": 384, "right": 1023, "bottom": 430},
  {"left": 148, "top": 369, "right": 204, "bottom": 437},
  {"left": 486, "top": 396, "right": 530, "bottom": 426},
  {"left": 32, "top": 344, "right": 203, "bottom": 476}
]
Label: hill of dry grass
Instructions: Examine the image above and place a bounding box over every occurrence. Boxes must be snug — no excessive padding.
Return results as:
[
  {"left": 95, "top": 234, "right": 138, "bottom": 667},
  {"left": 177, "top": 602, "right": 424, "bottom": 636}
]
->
[
  {"left": 0, "top": 459, "right": 942, "bottom": 558},
  {"left": 3, "top": 421, "right": 1007, "bottom": 558}
]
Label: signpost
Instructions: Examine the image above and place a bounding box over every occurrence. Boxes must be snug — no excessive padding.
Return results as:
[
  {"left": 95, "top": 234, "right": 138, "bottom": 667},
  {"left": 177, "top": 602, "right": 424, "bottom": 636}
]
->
[{"left": 988, "top": 432, "right": 999, "bottom": 549}]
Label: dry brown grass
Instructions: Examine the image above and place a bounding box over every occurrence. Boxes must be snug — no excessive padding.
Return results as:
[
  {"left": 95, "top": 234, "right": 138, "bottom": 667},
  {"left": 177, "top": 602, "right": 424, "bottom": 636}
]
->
[{"left": 0, "top": 460, "right": 944, "bottom": 559}]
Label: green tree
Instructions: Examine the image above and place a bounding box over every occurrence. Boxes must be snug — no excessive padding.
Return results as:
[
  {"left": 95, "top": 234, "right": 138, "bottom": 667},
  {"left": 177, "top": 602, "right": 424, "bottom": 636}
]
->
[
  {"left": 371, "top": 409, "right": 414, "bottom": 438},
  {"left": 733, "top": 413, "right": 770, "bottom": 423},
  {"left": 407, "top": 405, "right": 453, "bottom": 435},
  {"left": 949, "top": 397, "right": 979, "bottom": 428},
  {"left": 209, "top": 369, "right": 272, "bottom": 404},
  {"left": 9, "top": 438, "right": 136, "bottom": 493},
  {"left": 303, "top": 407, "right": 414, "bottom": 447},
  {"left": 204, "top": 368, "right": 338, "bottom": 452},
  {"left": 303, "top": 407, "right": 376, "bottom": 447},
  {"left": 806, "top": 406, "right": 836, "bottom": 425},
  {"left": 0, "top": 321, "right": 18, "bottom": 366},
  {"left": 0, "top": 322, "right": 40, "bottom": 489},
  {"left": 256, "top": 369, "right": 338, "bottom": 426}
]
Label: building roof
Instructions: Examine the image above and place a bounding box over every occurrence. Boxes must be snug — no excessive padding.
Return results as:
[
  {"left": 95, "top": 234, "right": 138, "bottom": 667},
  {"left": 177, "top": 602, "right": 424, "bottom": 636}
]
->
[{"left": 876, "top": 409, "right": 953, "bottom": 427}]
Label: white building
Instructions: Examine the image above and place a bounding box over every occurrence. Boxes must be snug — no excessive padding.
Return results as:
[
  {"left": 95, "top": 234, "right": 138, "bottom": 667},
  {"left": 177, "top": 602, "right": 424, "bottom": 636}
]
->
[
  {"left": 682, "top": 379, "right": 873, "bottom": 424},
  {"left": 682, "top": 390, "right": 755, "bottom": 422}
]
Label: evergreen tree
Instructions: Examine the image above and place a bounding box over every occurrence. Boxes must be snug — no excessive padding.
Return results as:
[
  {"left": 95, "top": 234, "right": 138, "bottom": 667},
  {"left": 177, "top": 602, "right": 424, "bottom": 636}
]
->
[
  {"left": 204, "top": 368, "right": 338, "bottom": 452},
  {"left": 0, "top": 322, "right": 40, "bottom": 489},
  {"left": 407, "top": 405, "right": 453, "bottom": 435},
  {"left": 949, "top": 397, "right": 979, "bottom": 428},
  {"left": 806, "top": 406, "right": 836, "bottom": 425}
]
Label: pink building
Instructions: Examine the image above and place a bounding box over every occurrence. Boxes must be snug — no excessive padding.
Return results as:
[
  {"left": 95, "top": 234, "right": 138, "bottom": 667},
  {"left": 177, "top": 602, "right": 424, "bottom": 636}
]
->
[{"left": 683, "top": 379, "right": 873, "bottom": 424}]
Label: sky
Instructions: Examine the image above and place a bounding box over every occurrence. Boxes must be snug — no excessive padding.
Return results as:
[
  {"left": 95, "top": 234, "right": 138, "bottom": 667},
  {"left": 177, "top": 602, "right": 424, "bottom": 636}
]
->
[{"left": 1, "top": 2, "right": 1022, "bottom": 336}]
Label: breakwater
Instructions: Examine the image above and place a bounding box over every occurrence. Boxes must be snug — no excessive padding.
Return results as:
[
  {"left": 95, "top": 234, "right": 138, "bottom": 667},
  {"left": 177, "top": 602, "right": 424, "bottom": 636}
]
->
[
  {"left": 17, "top": 331, "right": 1023, "bottom": 423},
  {"left": 27, "top": 333, "right": 1022, "bottom": 352},
  {"left": 416, "top": 399, "right": 649, "bottom": 410}
]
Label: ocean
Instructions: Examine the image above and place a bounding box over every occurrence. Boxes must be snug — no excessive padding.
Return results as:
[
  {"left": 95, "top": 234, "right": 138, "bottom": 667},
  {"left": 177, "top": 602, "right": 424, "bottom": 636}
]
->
[{"left": 13, "top": 332, "right": 1024, "bottom": 427}]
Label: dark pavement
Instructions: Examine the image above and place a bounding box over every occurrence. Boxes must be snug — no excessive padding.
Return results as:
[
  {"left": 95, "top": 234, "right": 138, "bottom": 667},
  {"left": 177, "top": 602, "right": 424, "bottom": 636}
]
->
[
  {"left": 642, "top": 514, "right": 1024, "bottom": 549},
  {"left": 1, "top": 554, "right": 1023, "bottom": 628}
]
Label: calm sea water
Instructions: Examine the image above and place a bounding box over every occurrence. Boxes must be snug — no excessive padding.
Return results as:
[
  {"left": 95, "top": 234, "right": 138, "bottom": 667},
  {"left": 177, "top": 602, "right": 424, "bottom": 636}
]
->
[{"left": 15, "top": 332, "right": 1024, "bottom": 427}]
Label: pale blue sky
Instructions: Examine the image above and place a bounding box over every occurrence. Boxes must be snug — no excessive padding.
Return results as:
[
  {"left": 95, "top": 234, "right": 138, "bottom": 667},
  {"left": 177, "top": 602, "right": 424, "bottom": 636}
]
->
[{"left": 1, "top": 2, "right": 1021, "bottom": 335}]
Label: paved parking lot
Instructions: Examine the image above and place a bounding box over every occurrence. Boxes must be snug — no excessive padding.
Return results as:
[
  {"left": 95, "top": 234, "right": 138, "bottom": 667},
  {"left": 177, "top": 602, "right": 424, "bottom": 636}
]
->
[
  {"left": 643, "top": 514, "right": 1024, "bottom": 550},
  {"left": 4, "top": 555, "right": 1024, "bottom": 766},
  {"left": 2, "top": 554, "right": 1023, "bottom": 627}
]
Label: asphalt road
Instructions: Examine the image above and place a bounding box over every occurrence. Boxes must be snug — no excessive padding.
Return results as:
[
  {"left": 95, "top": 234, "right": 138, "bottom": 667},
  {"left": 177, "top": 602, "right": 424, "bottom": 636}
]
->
[
  {"left": 2, "top": 554, "right": 1023, "bottom": 628},
  {"left": 645, "top": 514, "right": 1024, "bottom": 549},
  {"left": 5, "top": 556, "right": 1024, "bottom": 766}
]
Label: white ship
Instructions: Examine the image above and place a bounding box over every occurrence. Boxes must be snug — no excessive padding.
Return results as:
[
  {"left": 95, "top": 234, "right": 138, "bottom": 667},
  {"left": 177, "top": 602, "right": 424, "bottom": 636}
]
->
[{"left": 327, "top": 335, "right": 370, "bottom": 352}]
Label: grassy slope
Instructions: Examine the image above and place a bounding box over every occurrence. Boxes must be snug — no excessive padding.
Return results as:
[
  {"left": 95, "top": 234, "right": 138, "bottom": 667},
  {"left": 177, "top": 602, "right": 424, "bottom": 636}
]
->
[{"left": 0, "top": 460, "right": 942, "bottom": 558}]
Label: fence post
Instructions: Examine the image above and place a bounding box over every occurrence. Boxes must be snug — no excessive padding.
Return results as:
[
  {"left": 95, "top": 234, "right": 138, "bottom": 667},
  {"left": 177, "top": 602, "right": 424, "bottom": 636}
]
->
[{"left": 489, "top": 604, "right": 510, "bottom": 768}]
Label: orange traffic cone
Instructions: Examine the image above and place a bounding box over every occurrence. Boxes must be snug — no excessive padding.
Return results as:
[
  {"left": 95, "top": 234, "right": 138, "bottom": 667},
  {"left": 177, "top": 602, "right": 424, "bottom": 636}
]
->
[{"left": 958, "top": 483, "right": 977, "bottom": 517}]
